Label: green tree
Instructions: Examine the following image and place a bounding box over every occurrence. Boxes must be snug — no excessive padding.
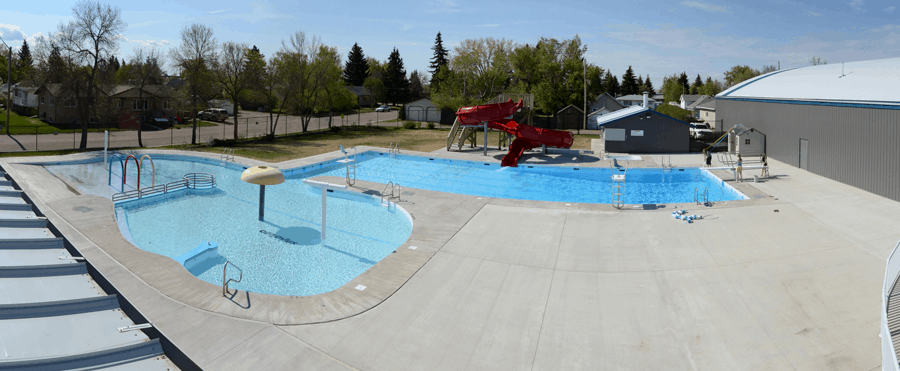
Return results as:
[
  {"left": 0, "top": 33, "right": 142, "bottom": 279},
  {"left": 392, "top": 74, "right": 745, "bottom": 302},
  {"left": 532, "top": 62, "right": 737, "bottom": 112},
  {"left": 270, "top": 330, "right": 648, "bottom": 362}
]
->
[
  {"left": 16, "top": 39, "right": 33, "bottom": 81},
  {"left": 241, "top": 45, "right": 266, "bottom": 110},
  {"left": 690, "top": 74, "right": 703, "bottom": 94},
  {"left": 447, "top": 37, "right": 514, "bottom": 104},
  {"left": 429, "top": 32, "right": 449, "bottom": 91},
  {"left": 698, "top": 76, "right": 723, "bottom": 96},
  {"left": 643, "top": 75, "right": 655, "bottom": 96},
  {"left": 383, "top": 47, "right": 409, "bottom": 104},
  {"left": 215, "top": 41, "right": 250, "bottom": 139},
  {"left": 171, "top": 23, "right": 217, "bottom": 144},
  {"left": 620, "top": 66, "right": 637, "bottom": 96},
  {"left": 604, "top": 72, "right": 619, "bottom": 97},
  {"left": 723, "top": 65, "right": 760, "bottom": 87},
  {"left": 54, "top": 0, "right": 127, "bottom": 148},
  {"left": 662, "top": 74, "right": 683, "bottom": 103},
  {"left": 678, "top": 72, "right": 689, "bottom": 96},
  {"left": 127, "top": 46, "right": 164, "bottom": 147},
  {"left": 408, "top": 70, "right": 425, "bottom": 101},
  {"left": 342, "top": 43, "right": 369, "bottom": 86}
]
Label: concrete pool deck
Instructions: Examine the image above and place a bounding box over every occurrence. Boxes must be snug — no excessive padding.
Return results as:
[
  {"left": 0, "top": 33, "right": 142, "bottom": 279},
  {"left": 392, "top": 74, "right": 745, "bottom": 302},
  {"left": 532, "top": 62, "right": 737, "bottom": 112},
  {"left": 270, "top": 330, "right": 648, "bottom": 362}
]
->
[{"left": 0, "top": 146, "right": 894, "bottom": 370}]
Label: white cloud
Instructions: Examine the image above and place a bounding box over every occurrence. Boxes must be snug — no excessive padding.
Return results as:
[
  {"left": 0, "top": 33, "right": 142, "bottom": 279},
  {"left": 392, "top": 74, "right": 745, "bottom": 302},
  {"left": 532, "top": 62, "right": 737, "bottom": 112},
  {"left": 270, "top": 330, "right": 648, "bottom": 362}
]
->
[
  {"left": 848, "top": 0, "right": 864, "bottom": 10},
  {"left": 805, "top": 10, "right": 822, "bottom": 16},
  {"left": 0, "top": 23, "right": 27, "bottom": 42},
  {"left": 120, "top": 35, "right": 171, "bottom": 47},
  {"left": 886, "top": 6, "right": 896, "bottom": 12},
  {"left": 209, "top": 9, "right": 230, "bottom": 14},
  {"left": 681, "top": 1, "right": 730, "bottom": 13}
]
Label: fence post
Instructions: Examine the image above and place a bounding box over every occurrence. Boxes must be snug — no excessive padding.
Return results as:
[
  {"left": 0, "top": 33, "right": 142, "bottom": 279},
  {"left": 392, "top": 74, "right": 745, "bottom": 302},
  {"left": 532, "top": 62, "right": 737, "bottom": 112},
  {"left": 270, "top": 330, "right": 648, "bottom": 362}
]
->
[
  {"left": 171, "top": 125, "right": 173, "bottom": 146},
  {"left": 73, "top": 130, "right": 76, "bottom": 149}
]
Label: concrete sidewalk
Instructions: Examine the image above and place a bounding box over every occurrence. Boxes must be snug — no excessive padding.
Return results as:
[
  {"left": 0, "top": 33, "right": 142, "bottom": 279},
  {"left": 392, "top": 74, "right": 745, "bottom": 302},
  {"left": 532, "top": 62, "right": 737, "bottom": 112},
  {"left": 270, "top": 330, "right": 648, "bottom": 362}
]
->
[{"left": 1, "top": 148, "right": 893, "bottom": 370}]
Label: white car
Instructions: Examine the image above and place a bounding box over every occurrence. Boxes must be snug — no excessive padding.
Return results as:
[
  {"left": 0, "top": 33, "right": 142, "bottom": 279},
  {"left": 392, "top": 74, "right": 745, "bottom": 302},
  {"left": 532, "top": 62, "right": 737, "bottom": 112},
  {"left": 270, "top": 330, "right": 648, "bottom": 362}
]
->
[
  {"left": 691, "top": 123, "right": 714, "bottom": 140},
  {"left": 375, "top": 105, "right": 391, "bottom": 112}
]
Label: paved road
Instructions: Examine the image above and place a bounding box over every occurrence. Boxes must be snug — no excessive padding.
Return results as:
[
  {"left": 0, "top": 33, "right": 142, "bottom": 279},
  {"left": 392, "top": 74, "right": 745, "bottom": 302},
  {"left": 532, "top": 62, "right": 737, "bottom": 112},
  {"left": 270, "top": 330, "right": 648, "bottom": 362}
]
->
[{"left": 0, "top": 109, "right": 399, "bottom": 152}]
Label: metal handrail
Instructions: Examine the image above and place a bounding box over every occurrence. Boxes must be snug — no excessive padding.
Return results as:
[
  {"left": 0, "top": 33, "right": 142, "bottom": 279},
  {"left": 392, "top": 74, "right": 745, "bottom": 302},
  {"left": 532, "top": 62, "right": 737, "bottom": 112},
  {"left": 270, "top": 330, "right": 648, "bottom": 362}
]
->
[
  {"left": 220, "top": 148, "right": 234, "bottom": 166},
  {"left": 381, "top": 181, "right": 395, "bottom": 205},
  {"left": 184, "top": 173, "right": 216, "bottom": 189},
  {"left": 223, "top": 261, "right": 243, "bottom": 297},
  {"left": 139, "top": 155, "right": 155, "bottom": 186}
]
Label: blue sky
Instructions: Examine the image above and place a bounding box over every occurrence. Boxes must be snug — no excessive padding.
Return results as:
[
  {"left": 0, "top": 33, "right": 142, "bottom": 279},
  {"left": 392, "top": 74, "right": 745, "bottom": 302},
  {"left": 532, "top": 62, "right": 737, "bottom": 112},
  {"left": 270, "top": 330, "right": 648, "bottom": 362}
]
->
[{"left": 1, "top": 0, "right": 898, "bottom": 87}]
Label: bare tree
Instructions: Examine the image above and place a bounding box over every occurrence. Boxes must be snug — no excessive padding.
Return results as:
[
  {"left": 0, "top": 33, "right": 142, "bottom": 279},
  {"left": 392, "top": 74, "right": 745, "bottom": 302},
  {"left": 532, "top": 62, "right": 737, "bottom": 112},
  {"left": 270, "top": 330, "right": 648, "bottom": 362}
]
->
[
  {"left": 215, "top": 41, "right": 248, "bottom": 140},
  {"left": 170, "top": 24, "right": 216, "bottom": 144},
  {"left": 128, "top": 46, "right": 163, "bottom": 147},
  {"left": 54, "top": 0, "right": 126, "bottom": 148},
  {"left": 809, "top": 55, "right": 828, "bottom": 66}
]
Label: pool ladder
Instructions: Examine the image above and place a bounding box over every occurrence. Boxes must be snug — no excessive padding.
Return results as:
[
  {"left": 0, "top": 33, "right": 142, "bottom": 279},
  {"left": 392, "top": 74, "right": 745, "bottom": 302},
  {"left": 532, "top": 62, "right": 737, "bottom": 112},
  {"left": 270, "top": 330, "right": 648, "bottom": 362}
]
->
[
  {"left": 381, "top": 181, "right": 401, "bottom": 206},
  {"left": 694, "top": 187, "right": 709, "bottom": 205},
  {"left": 662, "top": 156, "right": 673, "bottom": 172},
  {"left": 388, "top": 143, "right": 400, "bottom": 157},
  {"left": 222, "top": 261, "right": 243, "bottom": 297},
  {"left": 220, "top": 148, "right": 234, "bottom": 166},
  {"left": 339, "top": 145, "right": 357, "bottom": 186},
  {"left": 611, "top": 163, "right": 627, "bottom": 209}
]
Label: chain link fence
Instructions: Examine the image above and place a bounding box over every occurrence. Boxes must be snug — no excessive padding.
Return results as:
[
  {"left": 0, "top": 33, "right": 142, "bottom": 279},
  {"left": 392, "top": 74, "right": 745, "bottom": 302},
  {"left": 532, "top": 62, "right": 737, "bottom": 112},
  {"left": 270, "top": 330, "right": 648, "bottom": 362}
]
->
[{"left": 0, "top": 109, "right": 400, "bottom": 152}]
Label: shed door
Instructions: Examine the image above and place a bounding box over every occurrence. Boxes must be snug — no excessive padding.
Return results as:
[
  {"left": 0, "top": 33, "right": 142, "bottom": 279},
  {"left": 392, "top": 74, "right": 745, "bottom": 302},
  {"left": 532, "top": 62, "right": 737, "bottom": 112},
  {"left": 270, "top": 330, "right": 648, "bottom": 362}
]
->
[{"left": 799, "top": 138, "right": 809, "bottom": 170}]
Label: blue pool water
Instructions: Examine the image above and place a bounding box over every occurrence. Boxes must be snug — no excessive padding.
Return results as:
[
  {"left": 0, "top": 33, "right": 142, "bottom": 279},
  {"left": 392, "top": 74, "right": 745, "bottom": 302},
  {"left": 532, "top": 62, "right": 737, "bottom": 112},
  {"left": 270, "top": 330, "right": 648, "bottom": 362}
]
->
[
  {"left": 311, "top": 153, "right": 746, "bottom": 204},
  {"left": 44, "top": 151, "right": 743, "bottom": 296},
  {"left": 46, "top": 156, "right": 413, "bottom": 296}
]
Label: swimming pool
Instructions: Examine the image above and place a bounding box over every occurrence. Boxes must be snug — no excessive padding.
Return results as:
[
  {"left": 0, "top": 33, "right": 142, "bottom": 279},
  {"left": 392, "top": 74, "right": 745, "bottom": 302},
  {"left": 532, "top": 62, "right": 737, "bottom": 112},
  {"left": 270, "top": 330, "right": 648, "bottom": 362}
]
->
[
  {"left": 46, "top": 156, "right": 413, "bottom": 296},
  {"left": 43, "top": 150, "right": 743, "bottom": 296},
  {"left": 311, "top": 153, "right": 746, "bottom": 204}
]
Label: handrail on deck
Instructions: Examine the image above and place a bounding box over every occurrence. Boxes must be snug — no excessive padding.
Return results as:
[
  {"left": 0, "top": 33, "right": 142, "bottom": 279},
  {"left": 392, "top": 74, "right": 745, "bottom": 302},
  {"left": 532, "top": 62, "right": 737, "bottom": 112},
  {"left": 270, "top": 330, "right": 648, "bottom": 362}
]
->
[{"left": 223, "top": 261, "right": 243, "bottom": 297}]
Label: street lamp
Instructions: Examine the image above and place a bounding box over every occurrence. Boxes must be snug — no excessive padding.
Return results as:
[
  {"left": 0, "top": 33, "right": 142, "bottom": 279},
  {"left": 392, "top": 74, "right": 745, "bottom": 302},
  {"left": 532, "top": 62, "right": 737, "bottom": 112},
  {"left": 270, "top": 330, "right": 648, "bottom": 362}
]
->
[{"left": 0, "top": 36, "right": 10, "bottom": 135}]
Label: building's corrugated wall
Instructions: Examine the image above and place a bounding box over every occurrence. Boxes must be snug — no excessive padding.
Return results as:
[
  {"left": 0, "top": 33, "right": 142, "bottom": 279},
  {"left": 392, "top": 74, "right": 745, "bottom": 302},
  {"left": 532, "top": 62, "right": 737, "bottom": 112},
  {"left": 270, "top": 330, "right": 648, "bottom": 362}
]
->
[
  {"left": 719, "top": 99, "right": 900, "bottom": 201},
  {"left": 603, "top": 113, "right": 690, "bottom": 153}
]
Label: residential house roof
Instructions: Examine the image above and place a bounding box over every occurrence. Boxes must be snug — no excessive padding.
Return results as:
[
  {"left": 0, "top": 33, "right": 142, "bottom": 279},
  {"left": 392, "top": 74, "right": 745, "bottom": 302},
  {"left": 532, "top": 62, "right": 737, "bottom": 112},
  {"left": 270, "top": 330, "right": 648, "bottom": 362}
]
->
[
  {"left": 589, "top": 92, "right": 625, "bottom": 111},
  {"left": 686, "top": 95, "right": 714, "bottom": 110},
  {"left": 680, "top": 94, "right": 705, "bottom": 106},
  {"left": 35, "top": 83, "right": 64, "bottom": 98},
  {"left": 694, "top": 97, "right": 716, "bottom": 110},
  {"left": 347, "top": 86, "right": 371, "bottom": 96},
  {"left": 717, "top": 57, "right": 900, "bottom": 107},
  {"left": 108, "top": 85, "right": 175, "bottom": 99},
  {"left": 616, "top": 94, "right": 658, "bottom": 103}
]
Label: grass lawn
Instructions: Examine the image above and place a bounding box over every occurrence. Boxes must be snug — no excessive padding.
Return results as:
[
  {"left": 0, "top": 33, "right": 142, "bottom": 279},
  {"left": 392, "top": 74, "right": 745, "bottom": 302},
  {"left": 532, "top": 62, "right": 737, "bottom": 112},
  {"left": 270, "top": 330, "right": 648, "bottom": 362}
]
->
[
  {"left": 0, "top": 109, "right": 121, "bottom": 134},
  {"left": 180, "top": 126, "right": 598, "bottom": 163}
]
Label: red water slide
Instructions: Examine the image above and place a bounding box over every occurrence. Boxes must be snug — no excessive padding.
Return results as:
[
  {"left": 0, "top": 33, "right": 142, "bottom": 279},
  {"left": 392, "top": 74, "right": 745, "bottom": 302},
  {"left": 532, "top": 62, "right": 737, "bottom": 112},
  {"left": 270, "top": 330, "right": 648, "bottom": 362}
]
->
[{"left": 456, "top": 99, "right": 574, "bottom": 167}]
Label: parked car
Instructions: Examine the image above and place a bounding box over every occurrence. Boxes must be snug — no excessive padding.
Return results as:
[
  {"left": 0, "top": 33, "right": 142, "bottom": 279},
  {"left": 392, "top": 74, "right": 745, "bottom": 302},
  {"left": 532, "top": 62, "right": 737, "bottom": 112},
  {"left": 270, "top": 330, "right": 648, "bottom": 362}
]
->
[
  {"left": 200, "top": 108, "right": 228, "bottom": 122},
  {"left": 691, "top": 123, "right": 714, "bottom": 140},
  {"left": 375, "top": 105, "right": 391, "bottom": 112}
]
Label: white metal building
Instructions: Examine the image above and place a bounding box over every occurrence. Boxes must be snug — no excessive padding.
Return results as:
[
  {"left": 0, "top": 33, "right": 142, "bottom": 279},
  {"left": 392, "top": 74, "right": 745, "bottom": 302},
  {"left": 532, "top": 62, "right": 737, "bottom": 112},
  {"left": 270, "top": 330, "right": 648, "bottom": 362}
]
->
[{"left": 405, "top": 98, "right": 441, "bottom": 123}]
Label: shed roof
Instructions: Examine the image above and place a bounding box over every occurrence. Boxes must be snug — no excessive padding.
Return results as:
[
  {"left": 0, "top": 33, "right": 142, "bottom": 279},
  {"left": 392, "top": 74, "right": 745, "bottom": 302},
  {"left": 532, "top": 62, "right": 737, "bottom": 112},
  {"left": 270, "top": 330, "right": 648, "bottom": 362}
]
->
[
  {"left": 717, "top": 57, "right": 900, "bottom": 107},
  {"left": 556, "top": 104, "right": 584, "bottom": 115},
  {"left": 595, "top": 105, "right": 693, "bottom": 127}
]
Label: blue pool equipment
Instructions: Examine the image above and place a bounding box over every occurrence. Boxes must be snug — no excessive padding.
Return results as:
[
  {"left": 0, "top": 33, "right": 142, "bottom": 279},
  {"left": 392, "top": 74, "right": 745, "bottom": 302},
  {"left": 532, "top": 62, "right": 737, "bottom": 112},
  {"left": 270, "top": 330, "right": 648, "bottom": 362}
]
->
[
  {"left": 175, "top": 241, "right": 219, "bottom": 270},
  {"left": 107, "top": 154, "right": 125, "bottom": 192}
]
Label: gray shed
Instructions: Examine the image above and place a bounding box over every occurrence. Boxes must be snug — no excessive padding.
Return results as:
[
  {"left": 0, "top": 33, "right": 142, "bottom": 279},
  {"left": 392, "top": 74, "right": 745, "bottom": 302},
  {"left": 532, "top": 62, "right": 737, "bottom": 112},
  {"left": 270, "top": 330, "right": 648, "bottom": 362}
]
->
[{"left": 596, "top": 105, "right": 691, "bottom": 153}]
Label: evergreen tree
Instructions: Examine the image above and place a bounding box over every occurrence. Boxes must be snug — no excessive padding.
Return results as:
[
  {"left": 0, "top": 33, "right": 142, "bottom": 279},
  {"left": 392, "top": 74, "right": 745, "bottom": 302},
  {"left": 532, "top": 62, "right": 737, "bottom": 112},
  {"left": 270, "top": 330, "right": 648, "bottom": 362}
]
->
[
  {"left": 342, "top": 43, "right": 370, "bottom": 86},
  {"left": 109, "top": 56, "right": 120, "bottom": 72},
  {"left": 429, "top": 32, "right": 449, "bottom": 90},
  {"left": 636, "top": 75, "right": 644, "bottom": 88},
  {"left": 678, "top": 72, "right": 689, "bottom": 96},
  {"left": 16, "top": 39, "right": 32, "bottom": 75},
  {"left": 383, "top": 47, "right": 409, "bottom": 103},
  {"left": 408, "top": 70, "right": 424, "bottom": 101},
  {"left": 604, "top": 74, "right": 620, "bottom": 97},
  {"left": 690, "top": 74, "right": 703, "bottom": 94},
  {"left": 47, "top": 44, "right": 65, "bottom": 84},
  {"left": 620, "top": 66, "right": 637, "bottom": 96},
  {"left": 644, "top": 75, "right": 655, "bottom": 96}
]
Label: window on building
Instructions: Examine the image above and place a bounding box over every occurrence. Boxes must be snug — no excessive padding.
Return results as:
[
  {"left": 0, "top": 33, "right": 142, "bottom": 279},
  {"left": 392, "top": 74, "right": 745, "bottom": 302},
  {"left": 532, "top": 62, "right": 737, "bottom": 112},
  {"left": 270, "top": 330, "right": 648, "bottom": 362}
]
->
[
  {"left": 40, "top": 96, "right": 45, "bottom": 104},
  {"left": 745, "top": 139, "right": 751, "bottom": 145},
  {"left": 65, "top": 99, "right": 77, "bottom": 107},
  {"left": 163, "top": 100, "right": 171, "bottom": 110},
  {"left": 118, "top": 99, "right": 123, "bottom": 109},
  {"left": 132, "top": 99, "right": 148, "bottom": 110},
  {"left": 41, "top": 112, "right": 46, "bottom": 119},
  {"left": 49, "top": 98, "right": 55, "bottom": 106}
]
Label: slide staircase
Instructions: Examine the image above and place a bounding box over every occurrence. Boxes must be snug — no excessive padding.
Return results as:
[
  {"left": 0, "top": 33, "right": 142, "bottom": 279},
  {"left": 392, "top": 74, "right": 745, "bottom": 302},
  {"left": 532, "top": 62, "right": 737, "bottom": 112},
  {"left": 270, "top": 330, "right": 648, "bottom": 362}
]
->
[{"left": 454, "top": 98, "right": 573, "bottom": 167}]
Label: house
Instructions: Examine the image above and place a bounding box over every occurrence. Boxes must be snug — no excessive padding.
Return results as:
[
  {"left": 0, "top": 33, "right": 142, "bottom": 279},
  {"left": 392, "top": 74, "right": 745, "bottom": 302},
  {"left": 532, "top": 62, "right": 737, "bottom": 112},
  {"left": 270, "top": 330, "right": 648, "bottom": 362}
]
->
[
  {"left": 404, "top": 98, "right": 441, "bottom": 122},
  {"left": 594, "top": 93, "right": 691, "bottom": 153},
  {"left": 588, "top": 92, "right": 624, "bottom": 115},
  {"left": 36, "top": 83, "right": 176, "bottom": 129},
  {"left": 717, "top": 56, "right": 900, "bottom": 201},
  {"left": 617, "top": 94, "right": 660, "bottom": 109},
  {"left": 692, "top": 97, "right": 717, "bottom": 130},
  {"left": 347, "top": 86, "right": 374, "bottom": 107},
  {"left": 12, "top": 84, "right": 39, "bottom": 115},
  {"left": 207, "top": 99, "right": 234, "bottom": 115},
  {"left": 679, "top": 94, "right": 705, "bottom": 109}
]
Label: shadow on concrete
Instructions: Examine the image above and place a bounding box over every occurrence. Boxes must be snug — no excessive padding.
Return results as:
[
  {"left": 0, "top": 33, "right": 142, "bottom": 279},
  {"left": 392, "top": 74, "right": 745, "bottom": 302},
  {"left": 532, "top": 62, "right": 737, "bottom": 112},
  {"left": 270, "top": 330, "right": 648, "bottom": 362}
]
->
[{"left": 225, "top": 289, "right": 251, "bottom": 309}]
